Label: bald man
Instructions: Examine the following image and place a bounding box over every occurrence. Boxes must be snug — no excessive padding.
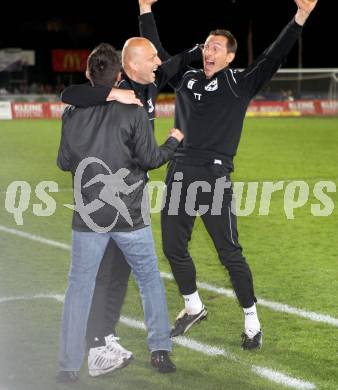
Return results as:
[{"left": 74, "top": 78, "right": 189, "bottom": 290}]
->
[
  {"left": 62, "top": 36, "right": 200, "bottom": 126},
  {"left": 122, "top": 37, "right": 161, "bottom": 84},
  {"left": 61, "top": 37, "right": 201, "bottom": 376}
]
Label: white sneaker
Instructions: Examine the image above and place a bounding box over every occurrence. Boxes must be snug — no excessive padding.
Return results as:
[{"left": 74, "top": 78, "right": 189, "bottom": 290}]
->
[
  {"left": 88, "top": 344, "right": 132, "bottom": 377},
  {"left": 104, "top": 334, "right": 133, "bottom": 359}
]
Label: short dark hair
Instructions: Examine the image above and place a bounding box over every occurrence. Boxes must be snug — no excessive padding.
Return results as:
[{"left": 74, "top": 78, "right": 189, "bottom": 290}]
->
[
  {"left": 209, "top": 30, "right": 238, "bottom": 54},
  {"left": 87, "top": 43, "right": 121, "bottom": 87}
]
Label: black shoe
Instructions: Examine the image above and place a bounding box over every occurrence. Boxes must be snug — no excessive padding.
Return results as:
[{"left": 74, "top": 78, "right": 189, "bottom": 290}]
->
[
  {"left": 170, "top": 306, "right": 208, "bottom": 337},
  {"left": 241, "top": 330, "right": 263, "bottom": 350},
  {"left": 56, "top": 370, "right": 79, "bottom": 383},
  {"left": 151, "top": 350, "right": 176, "bottom": 373}
]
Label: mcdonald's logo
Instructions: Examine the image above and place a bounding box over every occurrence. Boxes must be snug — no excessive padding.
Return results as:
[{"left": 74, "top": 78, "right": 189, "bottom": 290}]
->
[
  {"left": 52, "top": 50, "right": 90, "bottom": 73},
  {"left": 63, "top": 53, "right": 82, "bottom": 70}
]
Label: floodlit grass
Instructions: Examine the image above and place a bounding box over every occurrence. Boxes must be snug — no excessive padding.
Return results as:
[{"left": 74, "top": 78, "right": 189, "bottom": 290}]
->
[{"left": 0, "top": 117, "right": 338, "bottom": 390}]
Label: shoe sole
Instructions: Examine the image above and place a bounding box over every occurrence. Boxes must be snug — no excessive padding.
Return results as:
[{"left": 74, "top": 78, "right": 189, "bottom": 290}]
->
[
  {"left": 89, "top": 355, "right": 133, "bottom": 377},
  {"left": 171, "top": 309, "right": 208, "bottom": 338}
]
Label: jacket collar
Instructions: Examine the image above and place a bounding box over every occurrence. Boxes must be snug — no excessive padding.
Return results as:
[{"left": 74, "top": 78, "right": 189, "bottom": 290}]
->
[
  {"left": 203, "top": 66, "right": 229, "bottom": 80},
  {"left": 121, "top": 71, "right": 148, "bottom": 95}
]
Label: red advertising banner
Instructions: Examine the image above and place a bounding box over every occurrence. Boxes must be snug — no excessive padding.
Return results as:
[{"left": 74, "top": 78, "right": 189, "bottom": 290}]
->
[
  {"left": 11, "top": 102, "right": 66, "bottom": 119},
  {"left": 4, "top": 100, "right": 338, "bottom": 120},
  {"left": 155, "top": 100, "right": 175, "bottom": 118},
  {"left": 247, "top": 100, "right": 338, "bottom": 117},
  {"left": 12, "top": 103, "right": 47, "bottom": 119},
  {"left": 154, "top": 100, "right": 338, "bottom": 118},
  {"left": 52, "top": 50, "right": 90, "bottom": 72}
]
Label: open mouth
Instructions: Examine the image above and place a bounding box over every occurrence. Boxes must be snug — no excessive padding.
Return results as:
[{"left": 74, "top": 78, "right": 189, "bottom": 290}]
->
[
  {"left": 204, "top": 60, "right": 215, "bottom": 72},
  {"left": 151, "top": 66, "right": 158, "bottom": 79}
]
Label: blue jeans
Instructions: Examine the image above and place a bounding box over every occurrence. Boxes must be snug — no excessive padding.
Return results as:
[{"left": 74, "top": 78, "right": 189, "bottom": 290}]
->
[{"left": 59, "top": 226, "right": 172, "bottom": 371}]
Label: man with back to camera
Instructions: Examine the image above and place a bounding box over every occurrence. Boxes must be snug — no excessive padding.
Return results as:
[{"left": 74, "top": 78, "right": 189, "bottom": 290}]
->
[
  {"left": 138, "top": 0, "right": 318, "bottom": 349},
  {"left": 56, "top": 42, "right": 184, "bottom": 383},
  {"left": 60, "top": 37, "right": 200, "bottom": 377}
]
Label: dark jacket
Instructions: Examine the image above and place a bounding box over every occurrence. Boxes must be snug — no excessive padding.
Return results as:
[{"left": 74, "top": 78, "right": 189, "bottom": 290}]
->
[
  {"left": 57, "top": 101, "right": 179, "bottom": 232},
  {"left": 61, "top": 46, "right": 202, "bottom": 130},
  {"left": 140, "top": 12, "right": 302, "bottom": 172}
]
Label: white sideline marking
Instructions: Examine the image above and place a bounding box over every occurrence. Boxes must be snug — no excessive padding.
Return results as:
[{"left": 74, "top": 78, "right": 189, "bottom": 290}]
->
[
  {"left": 0, "top": 293, "right": 64, "bottom": 304},
  {"left": 0, "top": 294, "right": 316, "bottom": 390},
  {"left": 1, "top": 224, "right": 338, "bottom": 328},
  {"left": 0, "top": 226, "right": 70, "bottom": 251},
  {"left": 252, "top": 366, "right": 315, "bottom": 390}
]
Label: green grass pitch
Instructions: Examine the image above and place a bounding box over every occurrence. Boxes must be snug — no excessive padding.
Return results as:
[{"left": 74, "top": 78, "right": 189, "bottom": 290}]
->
[{"left": 0, "top": 117, "right": 338, "bottom": 390}]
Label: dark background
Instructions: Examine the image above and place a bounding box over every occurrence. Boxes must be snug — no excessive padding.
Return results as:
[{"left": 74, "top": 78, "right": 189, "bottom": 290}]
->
[{"left": 0, "top": 0, "right": 335, "bottom": 89}]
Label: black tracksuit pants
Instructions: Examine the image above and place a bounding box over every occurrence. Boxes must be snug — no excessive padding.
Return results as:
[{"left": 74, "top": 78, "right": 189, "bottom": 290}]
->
[
  {"left": 161, "top": 159, "right": 256, "bottom": 309},
  {"left": 86, "top": 239, "right": 131, "bottom": 348}
]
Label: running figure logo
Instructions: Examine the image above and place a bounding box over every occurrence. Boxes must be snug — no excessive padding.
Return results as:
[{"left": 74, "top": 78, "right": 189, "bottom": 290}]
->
[{"left": 65, "top": 157, "right": 142, "bottom": 232}]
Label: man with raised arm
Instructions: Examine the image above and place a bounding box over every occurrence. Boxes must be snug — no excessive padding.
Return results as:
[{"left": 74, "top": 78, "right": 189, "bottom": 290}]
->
[{"left": 139, "top": 0, "right": 318, "bottom": 349}]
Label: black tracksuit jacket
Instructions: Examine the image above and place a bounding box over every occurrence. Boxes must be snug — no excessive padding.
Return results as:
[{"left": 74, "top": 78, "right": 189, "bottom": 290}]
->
[{"left": 139, "top": 12, "right": 303, "bottom": 172}]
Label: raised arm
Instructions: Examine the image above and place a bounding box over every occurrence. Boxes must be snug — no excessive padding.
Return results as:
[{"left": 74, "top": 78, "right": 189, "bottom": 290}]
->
[
  {"left": 139, "top": 0, "right": 200, "bottom": 90},
  {"left": 139, "top": 0, "right": 171, "bottom": 61},
  {"left": 132, "top": 106, "right": 183, "bottom": 170},
  {"left": 238, "top": 0, "right": 318, "bottom": 99}
]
